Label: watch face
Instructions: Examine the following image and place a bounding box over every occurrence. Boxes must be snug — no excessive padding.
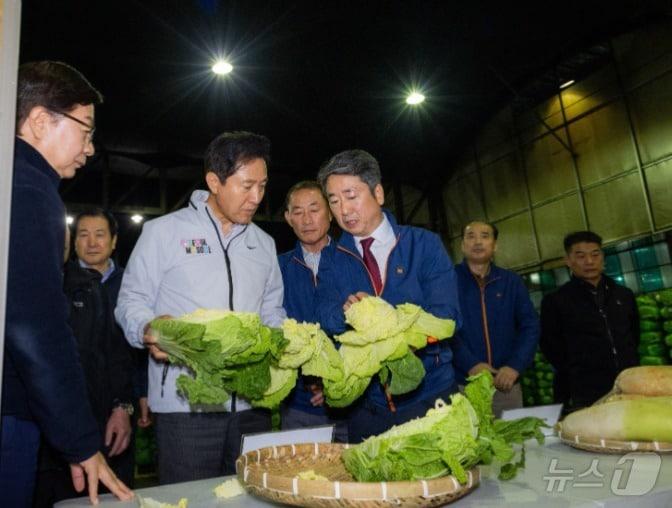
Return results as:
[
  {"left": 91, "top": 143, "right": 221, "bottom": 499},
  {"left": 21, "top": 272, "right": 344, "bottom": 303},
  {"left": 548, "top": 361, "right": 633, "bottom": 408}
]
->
[{"left": 115, "top": 403, "right": 134, "bottom": 416}]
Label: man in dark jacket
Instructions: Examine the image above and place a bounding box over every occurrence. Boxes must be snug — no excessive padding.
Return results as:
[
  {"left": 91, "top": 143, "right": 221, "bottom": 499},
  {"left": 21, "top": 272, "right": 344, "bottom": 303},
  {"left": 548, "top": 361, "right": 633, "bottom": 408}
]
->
[
  {"left": 278, "top": 181, "right": 347, "bottom": 441},
  {"left": 1, "top": 61, "right": 132, "bottom": 506},
  {"left": 34, "top": 258, "right": 135, "bottom": 506},
  {"left": 452, "top": 221, "right": 539, "bottom": 416},
  {"left": 73, "top": 208, "right": 151, "bottom": 432},
  {"left": 540, "top": 231, "right": 639, "bottom": 413},
  {"left": 315, "top": 150, "right": 461, "bottom": 443}
]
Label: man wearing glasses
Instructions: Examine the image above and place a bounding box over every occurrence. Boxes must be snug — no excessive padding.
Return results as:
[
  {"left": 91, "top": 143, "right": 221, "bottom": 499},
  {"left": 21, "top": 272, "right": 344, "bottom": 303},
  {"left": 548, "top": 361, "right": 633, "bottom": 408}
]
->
[{"left": 2, "top": 61, "right": 133, "bottom": 506}]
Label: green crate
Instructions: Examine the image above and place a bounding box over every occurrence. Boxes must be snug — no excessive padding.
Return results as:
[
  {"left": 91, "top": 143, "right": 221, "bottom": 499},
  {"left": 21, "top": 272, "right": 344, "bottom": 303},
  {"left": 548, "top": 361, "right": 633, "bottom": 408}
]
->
[
  {"left": 638, "top": 268, "right": 664, "bottom": 293},
  {"left": 633, "top": 246, "right": 660, "bottom": 270},
  {"left": 604, "top": 254, "right": 622, "bottom": 278}
]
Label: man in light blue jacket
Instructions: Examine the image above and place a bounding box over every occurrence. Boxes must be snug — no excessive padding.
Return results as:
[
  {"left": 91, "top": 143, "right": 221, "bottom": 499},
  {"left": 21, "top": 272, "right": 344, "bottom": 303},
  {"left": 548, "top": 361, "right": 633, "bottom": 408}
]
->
[{"left": 115, "top": 131, "right": 286, "bottom": 484}]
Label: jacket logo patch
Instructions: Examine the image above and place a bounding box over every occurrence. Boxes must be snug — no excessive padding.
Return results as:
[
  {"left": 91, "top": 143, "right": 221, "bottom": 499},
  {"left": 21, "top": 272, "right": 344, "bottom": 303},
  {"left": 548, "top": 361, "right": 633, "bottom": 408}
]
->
[
  {"left": 73, "top": 301, "right": 84, "bottom": 308},
  {"left": 395, "top": 266, "right": 404, "bottom": 275},
  {"left": 496, "top": 292, "right": 502, "bottom": 298},
  {"left": 181, "top": 238, "right": 211, "bottom": 254}
]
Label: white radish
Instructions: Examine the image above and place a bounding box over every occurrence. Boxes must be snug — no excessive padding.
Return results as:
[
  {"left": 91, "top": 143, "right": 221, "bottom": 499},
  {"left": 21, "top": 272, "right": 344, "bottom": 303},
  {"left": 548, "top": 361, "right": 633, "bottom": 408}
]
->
[
  {"left": 559, "top": 397, "right": 672, "bottom": 442},
  {"left": 615, "top": 366, "right": 672, "bottom": 396}
]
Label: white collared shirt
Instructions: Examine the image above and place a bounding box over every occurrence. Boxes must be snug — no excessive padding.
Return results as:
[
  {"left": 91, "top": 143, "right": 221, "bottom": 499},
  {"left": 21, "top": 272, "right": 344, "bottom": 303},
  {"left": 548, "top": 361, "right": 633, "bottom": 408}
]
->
[
  {"left": 301, "top": 237, "right": 331, "bottom": 276},
  {"left": 354, "top": 214, "right": 395, "bottom": 284},
  {"left": 79, "top": 258, "right": 116, "bottom": 283}
]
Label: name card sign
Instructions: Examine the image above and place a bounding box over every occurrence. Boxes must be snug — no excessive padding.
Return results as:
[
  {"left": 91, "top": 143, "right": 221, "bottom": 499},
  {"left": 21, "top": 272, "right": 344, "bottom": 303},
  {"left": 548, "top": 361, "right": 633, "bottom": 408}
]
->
[{"left": 241, "top": 425, "right": 335, "bottom": 455}]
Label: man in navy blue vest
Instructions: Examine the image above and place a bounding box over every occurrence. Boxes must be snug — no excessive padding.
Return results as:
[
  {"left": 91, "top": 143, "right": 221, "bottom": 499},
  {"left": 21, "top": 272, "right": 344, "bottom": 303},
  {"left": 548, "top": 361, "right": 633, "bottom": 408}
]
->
[
  {"left": 451, "top": 221, "right": 539, "bottom": 416},
  {"left": 278, "top": 181, "right": 347, "bottom": 441},
  {"left": 315, "top": 150, "right": 461, "bottom": 443}
]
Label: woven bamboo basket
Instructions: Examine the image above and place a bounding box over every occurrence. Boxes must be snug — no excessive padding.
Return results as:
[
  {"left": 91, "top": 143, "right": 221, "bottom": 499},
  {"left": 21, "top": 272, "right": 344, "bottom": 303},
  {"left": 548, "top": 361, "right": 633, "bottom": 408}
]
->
[
  {"left": 557, "top": 430, "right": 672, "bottom": 454},
  {"left": 235, "top": 442, "right": 479, "bottom": 507}
]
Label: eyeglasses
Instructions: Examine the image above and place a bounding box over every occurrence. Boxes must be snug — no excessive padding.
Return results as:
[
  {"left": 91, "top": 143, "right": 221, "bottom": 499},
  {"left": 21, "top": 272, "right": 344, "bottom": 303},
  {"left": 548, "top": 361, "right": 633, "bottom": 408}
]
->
[{"left": 57, "top": 111, "right": 96, "bottom": 143}]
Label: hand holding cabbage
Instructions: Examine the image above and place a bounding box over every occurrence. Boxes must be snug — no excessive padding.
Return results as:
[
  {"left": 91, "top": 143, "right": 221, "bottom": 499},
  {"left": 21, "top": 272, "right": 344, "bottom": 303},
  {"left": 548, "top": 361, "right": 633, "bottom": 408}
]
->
[
  {"left": 148, "top": 297, "right": 458, "bottom": 410},
  {"left": 324, "top": 297, "right": 457, "bottom": 407},
  {"left": 149, "top": 309, "right": 292, "bottom": 408}
]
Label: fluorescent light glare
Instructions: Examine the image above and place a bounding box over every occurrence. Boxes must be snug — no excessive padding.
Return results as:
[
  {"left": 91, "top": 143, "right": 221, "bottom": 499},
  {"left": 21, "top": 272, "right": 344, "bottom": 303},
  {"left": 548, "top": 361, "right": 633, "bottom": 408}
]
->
[
  {"left": 212, "top": 60, "right": 233, "bottom": 75},
  {"left": 66, "top": 215, "right": 74, "bottom": 225},
  {"left": 406, "top": 91, "right": 425, "bottom": 105},
  {"left": 131, "top": 214, "right": 144, "bottom": 224},
  {"left": 560, "top": 79, "right": 575, "bottom": 89}
]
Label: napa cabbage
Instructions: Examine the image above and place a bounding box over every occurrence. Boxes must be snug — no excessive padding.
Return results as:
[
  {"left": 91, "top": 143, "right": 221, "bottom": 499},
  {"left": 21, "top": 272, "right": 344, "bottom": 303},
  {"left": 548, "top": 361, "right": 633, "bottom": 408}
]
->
[
  {"left": 342, "top": 372, "right": 546, "bottom": 483},
  {"left": 323, "top": 297, "right": 456, "bottom": 407},
  {"left": 150, "top": 309, "right": 288, "bottom": 408}
]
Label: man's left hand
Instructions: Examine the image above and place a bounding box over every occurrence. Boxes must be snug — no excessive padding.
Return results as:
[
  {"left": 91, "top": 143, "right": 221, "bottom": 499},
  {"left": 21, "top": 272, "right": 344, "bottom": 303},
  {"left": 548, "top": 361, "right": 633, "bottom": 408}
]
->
[
  {"left": 105, "top": 408, "right": 132, "bottom": 457},
  {"left": 494, "top": 366, "right": 519, "bottom": 392}
]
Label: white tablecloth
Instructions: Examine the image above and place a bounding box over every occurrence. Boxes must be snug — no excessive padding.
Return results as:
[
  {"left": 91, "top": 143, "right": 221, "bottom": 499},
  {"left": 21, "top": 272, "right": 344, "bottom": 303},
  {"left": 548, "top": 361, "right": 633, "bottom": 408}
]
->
[{"left": 56, "top": 437, "right": 672, "bottom": 507}]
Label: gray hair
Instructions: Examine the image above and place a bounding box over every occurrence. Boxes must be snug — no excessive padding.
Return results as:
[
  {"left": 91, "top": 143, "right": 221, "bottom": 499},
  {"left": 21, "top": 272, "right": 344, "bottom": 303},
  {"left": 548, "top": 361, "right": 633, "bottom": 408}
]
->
[{"left": 317, "top": 149, "right": 381, "bottom": 195}]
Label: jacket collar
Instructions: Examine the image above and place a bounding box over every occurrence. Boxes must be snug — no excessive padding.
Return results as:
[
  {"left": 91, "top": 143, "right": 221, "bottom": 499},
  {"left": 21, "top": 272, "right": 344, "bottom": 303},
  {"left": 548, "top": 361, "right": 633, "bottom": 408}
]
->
[
  {"left": 291, "top": 238, "right": 324, "bottom": 260},
  {"left": 64, "top": 259, "right": 102, "bottom": 291},
  {"left": 459, "top": 259, "right": 502, "bottom": 283},
  {"left": 570, "top": 273, "right": 610, "bottom": 292},
  {"left": 189, "top": 190, "right": 256, "bottom": 249},
  {"left": 15, "top": 137, "right": 61, "bottom": 188},
  {"left": 78, "top": 258, "right": 116, "bottom": 283},
  {"left": 337, "top": 208, "right": 400, "bottom": 255},
  {"left": 291, "top": 240, "right": 305, "bottom": 262},
  {"left": 104, "top": 263, "right": 124, "bottom": 284}
]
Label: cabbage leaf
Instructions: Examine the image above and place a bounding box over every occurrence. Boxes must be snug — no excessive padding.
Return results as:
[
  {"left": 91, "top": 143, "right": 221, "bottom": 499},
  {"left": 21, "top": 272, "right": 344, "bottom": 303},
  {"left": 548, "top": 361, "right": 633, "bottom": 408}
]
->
[
  {"left": 324, "top": 297, "right": 456, "bottom": 407},
  {"left": 342, "top": 372, "right": 547, "bottom": 483}
]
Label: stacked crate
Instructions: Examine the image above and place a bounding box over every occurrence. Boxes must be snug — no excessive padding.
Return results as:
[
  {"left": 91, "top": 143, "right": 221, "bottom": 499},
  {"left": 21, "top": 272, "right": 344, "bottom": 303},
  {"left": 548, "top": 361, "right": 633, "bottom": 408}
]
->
[
  {"left": 637, "top": 293, "right": 666, "bottom": 365},
  {"left": 521, "top": 350, "right": 554, "bottom": 406},
  {"left": 637, "top": 289, "right": 672, "bottom": 365}
]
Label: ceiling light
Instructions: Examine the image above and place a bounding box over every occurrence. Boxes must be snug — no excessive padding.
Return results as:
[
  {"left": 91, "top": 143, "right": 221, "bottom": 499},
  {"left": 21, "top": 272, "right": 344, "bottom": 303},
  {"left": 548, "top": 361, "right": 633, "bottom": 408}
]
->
[
  {"left": 406, "top": 92, "right": 425, "bottom": 105},
  {"left": 131, "top": 214, "right": 144, "bottom": 224},
  {"left": 212, "top": 60, "right": 233, "bottom": 75},
  {"left": 66, "top": 215, "right": 74, "bottom": 225},
  {"left": 559, "top": 79, "right": 575, "bottom": 89}
]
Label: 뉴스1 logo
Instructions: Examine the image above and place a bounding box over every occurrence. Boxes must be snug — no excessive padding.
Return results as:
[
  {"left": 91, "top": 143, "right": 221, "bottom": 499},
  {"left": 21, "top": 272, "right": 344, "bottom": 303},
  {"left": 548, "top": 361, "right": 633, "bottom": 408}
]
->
[
  {"left": 543, "top": 452, "right": 661, "bottom": 495},
  {"left": 181, "top": 238, "right": 211, "bottom": 254}
]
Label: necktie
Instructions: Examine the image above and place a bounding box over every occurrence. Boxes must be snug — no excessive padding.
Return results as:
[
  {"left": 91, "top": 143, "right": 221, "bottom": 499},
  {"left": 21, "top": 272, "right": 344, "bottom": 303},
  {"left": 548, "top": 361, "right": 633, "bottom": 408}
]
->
[{"left": 360, "top": 237, "right": 383, "bottom": 295}]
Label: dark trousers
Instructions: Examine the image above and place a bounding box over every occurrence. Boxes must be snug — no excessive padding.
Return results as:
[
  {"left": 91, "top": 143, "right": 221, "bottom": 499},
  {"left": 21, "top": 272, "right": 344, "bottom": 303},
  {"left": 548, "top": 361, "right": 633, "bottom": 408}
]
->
[
  {"left": 32, "top": 469, "right": 75, "bottom": 508},
  {"left": 280, "top": 406, "right": 349, "bottom": 443},
  {"left": 348, "top": 388, "right": 456, "bottom": 443},
  {"left": 154, "top": 409, "right": 270, "bottom": 485},
  {"left": 0, "top": 416, "right": 41, "bottom": 508}
]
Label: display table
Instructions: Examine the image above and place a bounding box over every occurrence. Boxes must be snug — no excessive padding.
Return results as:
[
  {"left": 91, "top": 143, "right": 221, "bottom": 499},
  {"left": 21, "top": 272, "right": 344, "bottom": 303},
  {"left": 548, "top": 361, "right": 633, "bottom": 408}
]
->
[{"left": 56, "top": 437, "right": 672, "bottom": 507}]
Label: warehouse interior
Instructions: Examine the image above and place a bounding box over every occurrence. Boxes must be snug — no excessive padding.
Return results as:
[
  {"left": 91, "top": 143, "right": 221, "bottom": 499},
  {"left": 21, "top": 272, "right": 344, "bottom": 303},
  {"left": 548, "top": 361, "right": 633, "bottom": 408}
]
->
[
  {"left": 4, "top": 0, "right": 672, "bottom": 496},
  {"left": 16, "top": 1, "right": 672, "bottom": 264}
]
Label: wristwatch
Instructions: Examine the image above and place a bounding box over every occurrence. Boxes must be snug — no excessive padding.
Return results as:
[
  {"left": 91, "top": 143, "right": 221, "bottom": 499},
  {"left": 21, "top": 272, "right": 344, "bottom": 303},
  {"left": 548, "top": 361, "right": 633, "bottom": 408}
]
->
[{"left": 112, "top": 400, "right": 135, "bottom": 416}]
